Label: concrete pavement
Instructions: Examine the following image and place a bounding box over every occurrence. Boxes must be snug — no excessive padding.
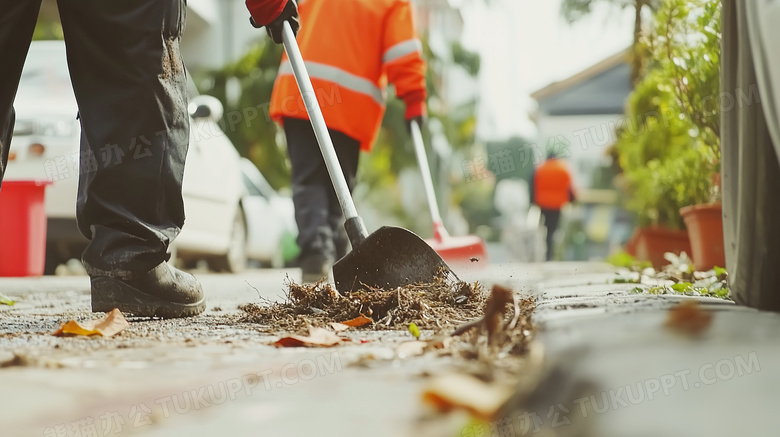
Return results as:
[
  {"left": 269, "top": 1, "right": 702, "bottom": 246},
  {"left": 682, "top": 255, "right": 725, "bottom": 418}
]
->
[
  {"left": 517, "top": 271, "right": 780, "bottom": 437},
  {"left": 5, "top": 262, "right": 776, "bottom": 437},
  {"left": 1, "top": 263, "right": 592, "bottom": 437}
]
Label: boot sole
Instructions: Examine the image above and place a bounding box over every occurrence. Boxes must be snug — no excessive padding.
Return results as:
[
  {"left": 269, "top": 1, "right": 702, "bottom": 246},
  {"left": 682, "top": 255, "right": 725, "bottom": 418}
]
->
[{"left": 91, "top": 277, "right": 206, "bottom": 319}]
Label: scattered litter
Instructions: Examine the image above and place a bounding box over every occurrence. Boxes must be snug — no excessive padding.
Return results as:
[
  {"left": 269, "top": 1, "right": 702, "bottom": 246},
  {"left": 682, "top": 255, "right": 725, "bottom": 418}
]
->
[
  {"left": 451, "top": 285, "right": 532, "bottom": 352},
  {"left": 422, "top": 373, "right": 513, "bottom": 420},
  {"left": 329, "top": 322, "right": 351, "bottom": 333},
  {"left": 339, "top": 315, "right": 372, "bottom": 327},
  {"left": 239, "top": 276, "right": 488, "bottom": 333},
  {"left": 0, "top": 292, "right": 15, "bottom": 306},
  {"left": 273, "top": 327, "right": 345, "bottom": 348},
  {"left": 397, "top": 341, "right": 428, "bottom": 359},
  {"left": 665, "top": 300, "right": 713, "bottom": 336},
  {"left": 616, "top": 252, "right": 731, "bottom": 299},
  {"left": 53, "top": 309, "right": 129, "bottom": 337},
  {"left": 408, "top": 322, "right": 421, "bottom": 339}
]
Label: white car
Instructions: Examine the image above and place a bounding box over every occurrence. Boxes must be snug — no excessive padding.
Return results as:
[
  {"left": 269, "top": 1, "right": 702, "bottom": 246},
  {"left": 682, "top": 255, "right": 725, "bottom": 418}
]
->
[
  {"left": 6, "top": 40, "right": 291, "bottom": 273},
  {"left": 240, "top": 158, "right": 299, "bottom": 268}
]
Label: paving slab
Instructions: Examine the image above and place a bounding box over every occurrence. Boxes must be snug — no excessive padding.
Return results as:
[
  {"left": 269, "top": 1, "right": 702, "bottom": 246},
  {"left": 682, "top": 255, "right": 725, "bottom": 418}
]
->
[{"left": 525, "top": 270, "right": 780, "bottom": 437}]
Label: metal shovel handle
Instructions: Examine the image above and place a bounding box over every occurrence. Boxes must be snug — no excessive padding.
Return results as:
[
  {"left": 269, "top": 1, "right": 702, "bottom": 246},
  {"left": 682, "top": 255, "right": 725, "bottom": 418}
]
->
[
  {"left": 281, "top": 21, "right": 368, "bottom": 245},
  {"left": 410, "top": 120, "right": 448, "bottom": 239}
]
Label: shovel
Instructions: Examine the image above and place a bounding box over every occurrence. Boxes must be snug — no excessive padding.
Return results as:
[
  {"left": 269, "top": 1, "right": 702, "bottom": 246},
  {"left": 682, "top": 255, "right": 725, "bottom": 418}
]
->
[
  {"left": 280, "top": 22, "right": 458, "bottom": 293},
  {"left": 409, "top": 120, "right": 488, "bottom": 267}
]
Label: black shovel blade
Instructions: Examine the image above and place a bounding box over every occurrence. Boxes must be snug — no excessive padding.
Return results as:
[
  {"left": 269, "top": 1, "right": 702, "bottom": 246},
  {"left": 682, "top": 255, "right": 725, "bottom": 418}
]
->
[{"left": 333, "top": 226, "right": 458, "bottom": 294}]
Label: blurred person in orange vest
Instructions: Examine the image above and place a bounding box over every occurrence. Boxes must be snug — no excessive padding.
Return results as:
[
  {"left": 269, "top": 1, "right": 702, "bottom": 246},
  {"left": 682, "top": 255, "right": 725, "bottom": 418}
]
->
[
  {"left": 530, "top": 152, "right": 576, "bottom": 261},
  {"left": 268, "top": 0, "right": 427, "bottom": 282}
]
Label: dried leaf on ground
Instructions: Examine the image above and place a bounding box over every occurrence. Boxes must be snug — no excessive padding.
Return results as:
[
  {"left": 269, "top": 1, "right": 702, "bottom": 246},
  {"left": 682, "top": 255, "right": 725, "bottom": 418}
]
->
[
  {"left": 408, "top": 322, "right": 421, "bottom": 339},
  {"left": 422, "top": 373, "right": 513, "bottom": 420},
  {"left": 274, "top": 327, "right": 344, "bottom": 347},
  {"left": 340, "top": 315, "right": 372, "bottom": 327},
  {"left": 329, "top": 322, "right": 351, "bottom": 333},
  {"left": 397, "top": 341, "right": 428, "bottom": 358},
  {"left": 665, "top": 300, "right": 713, "bottom": 336},
  {"left": 0, "top": 293, "right": 14, "bottom": 306},
  {"left": 53, "top": 308, "right": 129, "bottom": 337},
  {"left": 239, "top": 276, "right": 488, "bottom": 332},
  {"left": 449, "top": 285, "right": 535, "bottom": 356}
]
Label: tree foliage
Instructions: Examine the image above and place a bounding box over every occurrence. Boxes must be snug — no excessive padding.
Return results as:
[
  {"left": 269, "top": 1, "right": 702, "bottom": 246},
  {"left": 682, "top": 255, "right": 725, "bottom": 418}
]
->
[{"left": 561, "top": 0, "right": 660, "bottom": 83}]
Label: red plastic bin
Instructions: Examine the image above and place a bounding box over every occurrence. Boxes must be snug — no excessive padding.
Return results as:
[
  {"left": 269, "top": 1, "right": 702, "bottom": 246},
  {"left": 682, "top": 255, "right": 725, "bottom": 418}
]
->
[{"left": 0, "top": 180, "right": 51, "bottom": 277}]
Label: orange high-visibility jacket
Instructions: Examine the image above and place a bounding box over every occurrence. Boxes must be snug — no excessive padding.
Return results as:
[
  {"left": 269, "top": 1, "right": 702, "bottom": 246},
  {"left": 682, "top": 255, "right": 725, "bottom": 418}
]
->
[
  {"left": 533, "top": 159, "right": 575, "bottom": 210},
  {"left": 269, "top": 0, "right": 427, "bottom": 152}
]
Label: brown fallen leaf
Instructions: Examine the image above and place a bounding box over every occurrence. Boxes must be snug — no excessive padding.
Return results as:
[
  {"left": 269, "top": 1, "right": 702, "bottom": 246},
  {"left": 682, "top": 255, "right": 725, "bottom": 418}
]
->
[
  {"left": 339, "top": 315, "right": 373, "bottom": 327},
  {"left": 329, "top": 322, "right": 350, "bottom": 333},
  {"left": 665, "top": 300, "right": 713, "bottom": 336},
  {"left": 422, "top": 373, "right": 513, "bottom": 420},
  {"left": 53, "top": 308, "right": 129, "bottom": 337},
  {"left": 274, "top": 327, "right": 344, "bottom": 347},
  {"left": 396, "top": 341, "right": 427, "bottom": 358}
]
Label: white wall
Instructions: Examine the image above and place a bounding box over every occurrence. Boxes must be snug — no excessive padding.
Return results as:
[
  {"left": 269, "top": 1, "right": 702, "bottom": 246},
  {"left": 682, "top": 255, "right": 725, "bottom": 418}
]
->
[{"left": 183, "top": 0, "right": 267, "bottom": 71}]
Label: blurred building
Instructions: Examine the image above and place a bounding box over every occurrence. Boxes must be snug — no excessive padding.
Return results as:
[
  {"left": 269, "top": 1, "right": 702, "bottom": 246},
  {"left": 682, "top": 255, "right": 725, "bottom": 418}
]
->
[
  {"left": 530, "top": 51, "right": 634, "bottom": 260},
  {"left": 530, "top": 49, "right": 632, "bottom": 189}
]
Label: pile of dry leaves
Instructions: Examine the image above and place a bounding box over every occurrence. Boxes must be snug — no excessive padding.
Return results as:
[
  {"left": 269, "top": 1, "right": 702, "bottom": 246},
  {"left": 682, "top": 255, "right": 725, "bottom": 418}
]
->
[
  {"left": 240, "top": 278, "right": 535, "bottom": 354},
  {"left": 240, "top": 276, "right": 490, "bottom": 332}
]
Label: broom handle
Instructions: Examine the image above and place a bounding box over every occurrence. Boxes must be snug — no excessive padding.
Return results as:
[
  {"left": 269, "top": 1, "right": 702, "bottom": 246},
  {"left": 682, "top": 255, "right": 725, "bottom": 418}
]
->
[
  {"left": 281, "top": 21, "right": 360, "bottom": 223},
  {"left": 410, "top": 120, "right": 449, "bottom": 239}
]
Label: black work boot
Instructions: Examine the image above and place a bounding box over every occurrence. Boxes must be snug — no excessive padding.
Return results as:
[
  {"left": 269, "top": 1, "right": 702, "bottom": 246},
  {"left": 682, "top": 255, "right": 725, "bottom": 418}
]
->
[{"left": 91, "top": 262, "right": 205, "bottom": 318}]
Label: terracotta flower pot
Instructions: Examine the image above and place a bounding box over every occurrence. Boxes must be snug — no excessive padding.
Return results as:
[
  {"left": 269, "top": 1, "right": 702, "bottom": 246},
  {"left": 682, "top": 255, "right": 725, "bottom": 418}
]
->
[
  {"left": 626, "top": 226, "right": 692, "bottom": 269},
  {"left": 680, "top": 203, "right": 725, "bottom": 271}
]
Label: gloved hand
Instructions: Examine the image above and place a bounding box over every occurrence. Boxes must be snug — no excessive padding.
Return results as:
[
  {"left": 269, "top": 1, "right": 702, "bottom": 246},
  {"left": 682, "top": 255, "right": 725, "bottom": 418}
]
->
[
  {"left": 248, "top": 0, "right": 299, "bottom": 44},
  {"left": 403, "top": 90, "right": 427, "bottom": 134}
]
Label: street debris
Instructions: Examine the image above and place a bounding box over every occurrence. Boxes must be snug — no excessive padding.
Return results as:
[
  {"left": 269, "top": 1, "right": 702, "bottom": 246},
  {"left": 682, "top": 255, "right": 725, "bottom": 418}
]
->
[
  {"left": 614, "top": 252, "right": 731, "bottom": 299},
  {"left": 340, "top": 315, "right": 372, "bottom": 327},
  {"left": 665, "top": 300, "right": 713, "bottom": 336},
  {"left": 239, "top": 276, "right": 489, "bottom": 332},
  {"left": 0, "top": 292, "right": 14, "bottom": 306},
  {"left": 274, "top": 327, "right": 345, "bottom": 348},
  {"left": 329, "top": 322, "right": 351, "bottom": 333},
  {"left": 396, "top": 340, "right": 428, "bottom": 359},
  {"left": 408, "top": 322, "right": 421, "bottom": 339},
  {"left": 422, "top": 373, "right": 513, "bottom": 420},
  {"left": 52, "top": 308, "right": 129, "bottom": 338},
  {"left": 452, "top": 285, "right": 519, "bottom": 345}
]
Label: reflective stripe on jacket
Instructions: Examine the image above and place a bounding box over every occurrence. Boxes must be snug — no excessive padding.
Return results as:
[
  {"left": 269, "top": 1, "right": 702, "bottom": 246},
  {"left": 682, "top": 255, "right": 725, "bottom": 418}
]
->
[
  {"left": 269, "top": 0, "right": 427, "bottom": 151},
  {"left": 533, "top": 159, "right": 575, "bottom": 210}
]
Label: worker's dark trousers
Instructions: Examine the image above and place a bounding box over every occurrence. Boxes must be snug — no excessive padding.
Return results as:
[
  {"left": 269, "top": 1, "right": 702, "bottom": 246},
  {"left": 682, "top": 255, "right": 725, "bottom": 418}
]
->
[
  {"left": 283, "top": 117, "right": 360, "bottom": 266},
  {"left": 541, "top": 209, "right": 561, "bottom": 261},
  {"left": 0, "top": 0, "right": 189, "bottom": 279}
]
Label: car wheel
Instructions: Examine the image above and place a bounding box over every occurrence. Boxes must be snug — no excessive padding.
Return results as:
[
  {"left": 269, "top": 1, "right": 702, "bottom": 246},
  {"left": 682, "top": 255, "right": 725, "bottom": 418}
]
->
[{"left": 212, "top": 206, "right": 248, "bottom": 273}]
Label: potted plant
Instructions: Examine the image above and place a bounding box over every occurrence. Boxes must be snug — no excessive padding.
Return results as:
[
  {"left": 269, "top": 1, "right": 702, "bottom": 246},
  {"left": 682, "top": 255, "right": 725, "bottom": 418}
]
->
[
  {"left": 618, "top": 0, "right": 723, "bottom": 269},
  {"left": 652, "top": 0, "right": 724, "bottom": 270},
  {"left": 616, "top": 69, "right": 694, "bottom": 268}
]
